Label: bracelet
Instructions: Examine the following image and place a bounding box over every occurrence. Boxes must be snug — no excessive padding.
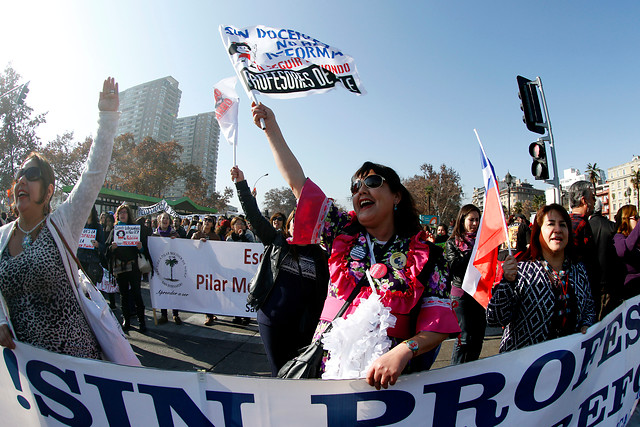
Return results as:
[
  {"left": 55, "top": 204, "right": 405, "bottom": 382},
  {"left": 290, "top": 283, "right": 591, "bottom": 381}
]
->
[{"left": 402, "top": 339, "right": 419, "bottom": 357}]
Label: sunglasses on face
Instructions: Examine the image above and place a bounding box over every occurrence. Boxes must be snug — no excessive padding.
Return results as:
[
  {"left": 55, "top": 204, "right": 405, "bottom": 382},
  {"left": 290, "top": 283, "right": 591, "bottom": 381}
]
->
[
  {"left": 15, "top": 166, "right": 42, "bottom": 181},
  {"left": 205, "top": 218, "right": 214, "bottom": 222},
  {"left": 350, "top": 174, "right": 386, "bottom": 195},
  {"left": 273, "top": 217, "right": 284, "bottom": 222}
]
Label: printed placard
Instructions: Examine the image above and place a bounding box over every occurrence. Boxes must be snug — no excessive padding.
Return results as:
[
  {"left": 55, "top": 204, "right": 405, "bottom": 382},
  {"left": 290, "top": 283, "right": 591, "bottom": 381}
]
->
[
  {"left": 78, "top": 228, "right": 97, "bottom": 249},
  {"left": 114, "top": 225, "right": 140, "bottom": 246}
]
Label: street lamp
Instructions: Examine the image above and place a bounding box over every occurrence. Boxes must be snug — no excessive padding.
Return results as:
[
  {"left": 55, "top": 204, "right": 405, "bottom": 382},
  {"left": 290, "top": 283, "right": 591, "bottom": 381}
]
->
[
  {"left": 504, "top": 172, "right": 514, "bottom": 215},
  {"left": 252, "top": 173, "right": 268, "bottom": 193}
]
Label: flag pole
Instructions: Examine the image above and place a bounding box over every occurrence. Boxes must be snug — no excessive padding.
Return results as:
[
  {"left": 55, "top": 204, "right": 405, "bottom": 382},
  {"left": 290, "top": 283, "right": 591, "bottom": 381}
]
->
[{"left": 474, "top": 129, "right": 512, "bottom": 257}]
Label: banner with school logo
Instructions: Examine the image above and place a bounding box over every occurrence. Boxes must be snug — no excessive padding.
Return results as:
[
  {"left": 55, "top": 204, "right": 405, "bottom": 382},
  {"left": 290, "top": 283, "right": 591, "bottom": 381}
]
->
[
  {"left": 148, "top": 237, "right": 263, "bottom": 317},
  {"left": 1, "top": 296, "right": 640, "bottom": 425},
  {"left": 220, "top": 24, "right": 366, "bottom": 99}
]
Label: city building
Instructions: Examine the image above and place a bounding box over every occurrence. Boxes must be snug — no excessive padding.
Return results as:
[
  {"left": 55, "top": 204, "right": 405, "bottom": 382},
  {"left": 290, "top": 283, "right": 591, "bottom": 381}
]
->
[
  {"left": 607, "top": 155, "right": 640, "bottom": 220},
  {"left": 471, "top": 175, "right": 545, "bottom": 216},
  {"left": 168, "top": 112, "right": 220, "bottom": 198},
  {"left": 117, "top": 76, "right": 182, "bottom": 143},
  {"left": 115, "top": 76, "right": 223, "bottom": 200}
]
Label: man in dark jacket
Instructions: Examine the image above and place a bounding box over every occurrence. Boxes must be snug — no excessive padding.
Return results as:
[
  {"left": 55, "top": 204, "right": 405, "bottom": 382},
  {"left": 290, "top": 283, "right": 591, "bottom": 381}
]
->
[{"left": 589, "top": 199, "right": 622, "bottom": 319}]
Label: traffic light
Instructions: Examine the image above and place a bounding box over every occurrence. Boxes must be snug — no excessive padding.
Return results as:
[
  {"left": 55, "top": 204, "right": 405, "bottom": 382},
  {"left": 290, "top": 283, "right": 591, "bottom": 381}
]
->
[
  {"left": 529, "top": 141, "right": 549, "bottom": 180},
  {"left": 517, "top": 76, "right": 545, "bottom": 134},
  {"left": 15, "top": 82, "right": 29, "bottom": 105}
]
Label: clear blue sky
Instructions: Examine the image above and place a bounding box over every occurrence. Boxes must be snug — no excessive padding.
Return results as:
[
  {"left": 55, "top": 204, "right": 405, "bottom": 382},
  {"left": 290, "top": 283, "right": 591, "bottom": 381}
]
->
[{"left": 2, "top": 1, "right": 639, "bottom": 212}]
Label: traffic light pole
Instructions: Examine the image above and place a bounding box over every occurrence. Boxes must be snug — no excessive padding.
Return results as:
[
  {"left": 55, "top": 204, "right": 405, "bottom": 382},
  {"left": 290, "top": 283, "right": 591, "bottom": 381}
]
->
[{"left": 535, "top": 77, "right": 561, "bottom": 203}]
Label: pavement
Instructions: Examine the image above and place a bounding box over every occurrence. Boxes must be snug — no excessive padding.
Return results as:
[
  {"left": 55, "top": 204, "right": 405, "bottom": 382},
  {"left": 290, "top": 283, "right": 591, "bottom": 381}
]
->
[{"left": 121, "top": 281, "right": 502, "bottom": 376}]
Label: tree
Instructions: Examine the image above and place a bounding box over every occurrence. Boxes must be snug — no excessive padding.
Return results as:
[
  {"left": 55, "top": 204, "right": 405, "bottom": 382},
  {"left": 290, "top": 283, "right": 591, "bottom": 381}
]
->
[
  {"left": 631, "top": 168, "right": 640, "bottom": 209},
  {"left": 263, "top": 186, "right": 297, "bottom": 217},
  {"left": 165, "top": 257, "right": 178, "bottom": 281},
  {"left": 107, "top": 134, "right": 184, "bottom": 196},
  {"left": 513, "top": 201, "right": 524, "bottom": 214},
  {"left": 586, "top": 163, "right": 600, "bottom": 191},
  {"left": 41, "top": 132, "right": 92, "bottom": 187},
  {"left": 0, "top": 65, "right": 46, "bottom": 194},
  {"left": 532, "top": 194, "right": 546, "bottom": 211},
  {"left": 403, "top": 163, "right": 463, "bottom": 225}
]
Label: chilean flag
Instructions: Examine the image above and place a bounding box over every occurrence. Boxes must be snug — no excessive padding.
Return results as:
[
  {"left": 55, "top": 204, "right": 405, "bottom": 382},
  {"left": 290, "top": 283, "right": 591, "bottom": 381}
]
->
[{"left": 461, "top": 131, "right": 509, "bottom": 308}]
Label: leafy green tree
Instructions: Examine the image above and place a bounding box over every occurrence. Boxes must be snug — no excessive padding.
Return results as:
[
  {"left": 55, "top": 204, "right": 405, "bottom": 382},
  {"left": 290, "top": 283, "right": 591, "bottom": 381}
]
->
[
  {"left": 41, "top": 132, "right": 92, "bottom": 187},
  {"left": 586, "top": 163, "right": 600, "bottom": 191},
  {"left": 532, "top": 194, "right": 546, "bottom": 211},
  {"left": 0, "top": 65, "right": 46, "bottom": 194},
  {"left": 631, "top": 168, "right": 640, "bottom": 209},
  {"left": 403, "top": 163, "right": 463, "bottom": 225},
  {"left": 263, "top": 186, "right": 297, "bottom": 217},
  {"left": 165, "top": 257, "right": 178, "bottom": 281}
]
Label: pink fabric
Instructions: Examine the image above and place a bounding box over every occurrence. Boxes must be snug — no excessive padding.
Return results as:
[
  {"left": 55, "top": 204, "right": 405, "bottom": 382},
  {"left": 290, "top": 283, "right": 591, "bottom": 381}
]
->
[
  {"left": 288, "top": 179, "right": 330, "bottom": 245},
  {"left": 417, "top": 305, "right": 460, "bottom": 334}
]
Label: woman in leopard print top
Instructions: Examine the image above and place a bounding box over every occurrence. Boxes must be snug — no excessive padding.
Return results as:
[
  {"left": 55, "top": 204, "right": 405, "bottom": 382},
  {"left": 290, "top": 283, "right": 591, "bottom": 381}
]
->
[{"left": 0, "top": 78, "right": 120, "bottom": 358}]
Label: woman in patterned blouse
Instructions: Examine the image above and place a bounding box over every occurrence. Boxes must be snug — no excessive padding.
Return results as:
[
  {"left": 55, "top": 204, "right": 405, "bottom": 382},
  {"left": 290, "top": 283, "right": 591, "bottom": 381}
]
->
[
  {"left": 487, "top": 204, "right": 596, "bottom": 352},
  {"left": 251, "top": 103, "right": 460, "bottom": 390}
]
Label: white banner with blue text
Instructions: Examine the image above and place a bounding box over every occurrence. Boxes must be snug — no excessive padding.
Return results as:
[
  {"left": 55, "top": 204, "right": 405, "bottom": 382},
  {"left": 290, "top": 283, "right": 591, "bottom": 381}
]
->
[
  {"left": 148, "top": 236, "right": 263, "bottom": 317},
  {"left": 1, "top": 296, "right": 639, "bottom": 426}
]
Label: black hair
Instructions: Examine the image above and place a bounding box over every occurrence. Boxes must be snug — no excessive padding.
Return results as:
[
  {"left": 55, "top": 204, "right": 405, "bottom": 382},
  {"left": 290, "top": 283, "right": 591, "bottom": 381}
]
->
[{"left": 351, "top": 161, "right": 421, "bottom": 238}]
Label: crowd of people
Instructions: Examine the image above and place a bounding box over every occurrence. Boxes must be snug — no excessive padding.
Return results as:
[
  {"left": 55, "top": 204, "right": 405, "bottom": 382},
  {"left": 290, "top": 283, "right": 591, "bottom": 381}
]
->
[{"left": 0, "top": 78, "right": 638, "bottom": 393}]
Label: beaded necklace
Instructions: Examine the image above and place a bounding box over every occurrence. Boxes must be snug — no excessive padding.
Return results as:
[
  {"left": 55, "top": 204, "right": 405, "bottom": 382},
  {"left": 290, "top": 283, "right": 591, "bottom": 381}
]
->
[{"left": 542, "top": 259, "right": 575, "bottom": 336}]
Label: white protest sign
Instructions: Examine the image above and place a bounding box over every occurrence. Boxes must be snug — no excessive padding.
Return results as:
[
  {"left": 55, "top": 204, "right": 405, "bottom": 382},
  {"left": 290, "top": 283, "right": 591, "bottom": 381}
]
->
[
  {"left": 78, "top": 228, "right": 96, "bottom": 249},
  {"left": 220, "top": 25, "right": 366, "bottom": 100},
  {"left": 148, "top": 237, "right": 263, "bottom": 317},
  {"left": 1, "top": 296, "right": 640, "bottom": 425},
  {"left": 114, "top": 225, "right": 140, "bottom": 246}
]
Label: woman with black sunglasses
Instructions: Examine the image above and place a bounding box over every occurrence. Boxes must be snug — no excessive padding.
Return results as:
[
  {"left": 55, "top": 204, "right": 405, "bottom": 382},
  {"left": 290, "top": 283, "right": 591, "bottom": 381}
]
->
[
  {"left": 251, "top": 104, "right": 460, "bottom": 389},
  {"left": 0, "top": 78, "right": 120, "bottom": 358}
]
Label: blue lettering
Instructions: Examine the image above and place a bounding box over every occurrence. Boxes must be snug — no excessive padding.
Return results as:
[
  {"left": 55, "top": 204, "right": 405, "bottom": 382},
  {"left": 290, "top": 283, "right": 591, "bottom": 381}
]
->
[
  {"left": 276, "top": 40, "right": 287, "bottom": 50},
  {"left": 423, "top": 372, "right": 508, "bottom": 427},
  {"left": 515, "top": 350, "right": 575, "bottom": 410},
  {"left": 550, "top": 414, "right": 573, "bottom": 426},
  {"left": 625, "top": 303, "right": 640, "bottom": 348},
  {"left": 311, "top": 390, "right": 414, "bottom": 427},
  {"left": 26, "top": 361, "right": 92, "bottom": 426},
  {"left": 84, "top": 375, "right": 134, "bottom": 427},
  {"left": 608, "top": 369, "right": 633, "bottom": 417},
  {"left": 138, "top": 384, "right": 213, "bottom": 426},
  {"left": 224, "top": 27, "right": 248, "bottom": 38},
  {"left": 599, "top": 313, "right": 623, "bottom": 366},
  {"left": 574, "top": 329, "right": 606, "bottom": 389},
  {"left": 577, "top": 386, "right": 608, "bottom": 427},
  {"left": 206, "top": 391, "right": 254, "bottom": 427}
]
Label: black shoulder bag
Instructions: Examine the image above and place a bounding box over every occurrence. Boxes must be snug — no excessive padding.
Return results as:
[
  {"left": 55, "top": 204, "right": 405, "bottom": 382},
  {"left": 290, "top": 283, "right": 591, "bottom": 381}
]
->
[{"left": 277, "top": 278, "right": 365, "bottom": 379}]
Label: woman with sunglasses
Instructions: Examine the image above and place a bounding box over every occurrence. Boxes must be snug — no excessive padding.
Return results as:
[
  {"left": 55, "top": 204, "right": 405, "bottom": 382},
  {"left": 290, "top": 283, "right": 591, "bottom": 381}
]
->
[
  {"left": 231, "top": 165, "right": 329, "bottom": 376},
  {"left": 0, "top": 78, "right": 120, "bottom": 358},
  {"left": 614, "top": 205, "right": 640, "bottom": 299},
  {"left": 251, "top": 104, "right": 459, "bottom": 389},
  {"left": 270, "top": 212, "right": 286, "bottom": 231},
  {"left": 192, "top": 215, "right": 220, "bottom": 326}
]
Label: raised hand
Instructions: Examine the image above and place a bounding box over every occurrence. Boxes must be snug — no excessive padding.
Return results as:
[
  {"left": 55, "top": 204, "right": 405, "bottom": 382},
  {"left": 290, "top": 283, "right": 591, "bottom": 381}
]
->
[{"left": 98, "top": 77, "right": 119, "bottom": 112}]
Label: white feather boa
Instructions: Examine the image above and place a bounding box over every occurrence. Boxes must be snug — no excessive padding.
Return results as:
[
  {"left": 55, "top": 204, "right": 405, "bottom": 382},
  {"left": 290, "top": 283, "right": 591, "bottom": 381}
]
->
[{"left": 321, "top": 290, "right": 396, "bottom": 379}]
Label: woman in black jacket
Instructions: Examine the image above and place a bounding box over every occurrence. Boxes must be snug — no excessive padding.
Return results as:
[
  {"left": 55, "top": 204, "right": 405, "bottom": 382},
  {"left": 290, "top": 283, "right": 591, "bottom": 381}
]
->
[
  {"left": 106, "top": 204, "right": 146, "bottom": 333},
  {"left": 231, "top": 166, "right": 329, "bottom": 376},
  {"left": 445, "top": 204, "right": 482, "bottom": 364}
]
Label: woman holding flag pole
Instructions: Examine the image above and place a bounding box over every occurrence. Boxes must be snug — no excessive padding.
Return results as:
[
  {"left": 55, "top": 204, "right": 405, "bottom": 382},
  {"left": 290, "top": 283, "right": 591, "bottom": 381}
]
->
[
  {"left": 487, "top": 204, "right": 595, "bottom": 352},
  {"left": 250, "top": 103, "right": 460, "bottom": 389}
]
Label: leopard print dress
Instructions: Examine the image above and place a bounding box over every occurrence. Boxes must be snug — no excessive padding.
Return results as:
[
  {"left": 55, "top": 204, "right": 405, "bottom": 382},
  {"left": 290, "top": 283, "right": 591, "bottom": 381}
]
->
[{"left": 0, "top": 225, "right": 100, "bottom": 359}]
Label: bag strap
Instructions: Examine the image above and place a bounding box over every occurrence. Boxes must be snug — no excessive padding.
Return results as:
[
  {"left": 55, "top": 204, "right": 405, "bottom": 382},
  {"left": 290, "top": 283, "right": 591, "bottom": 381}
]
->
[{"left": 50, "top": 219, "right": 96, "bottom": 286}]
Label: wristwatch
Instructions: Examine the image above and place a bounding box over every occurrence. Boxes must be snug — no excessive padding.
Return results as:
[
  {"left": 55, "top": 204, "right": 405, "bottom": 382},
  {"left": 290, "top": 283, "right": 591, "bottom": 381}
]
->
[{"left": 403, "top": 339, "right": 419, "bottom": 357}]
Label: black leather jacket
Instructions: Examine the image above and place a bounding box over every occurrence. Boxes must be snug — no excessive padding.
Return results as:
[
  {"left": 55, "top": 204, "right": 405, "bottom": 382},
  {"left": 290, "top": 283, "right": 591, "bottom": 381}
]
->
[
  {"left": 444, "top": 238, "right": 472, "bottom": 290},
  {"left": 236, "top": 180, "right": 328, "bottom": 310}
]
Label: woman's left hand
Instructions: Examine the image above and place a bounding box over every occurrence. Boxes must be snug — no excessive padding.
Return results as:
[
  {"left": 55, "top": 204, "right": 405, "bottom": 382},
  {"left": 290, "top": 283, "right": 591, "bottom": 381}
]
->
[
  {"left": 136, "top": 241, "right": 142, "bottom": 250},
  {"left": 581, "top": 326, "right": 588, "bottom": 334},
  {"left": 365, "top": 344, "right": 413, "bottom": 390},
  {"left": 91, "top": 240, "right": 99, "bottom": 249},
  {"left": 98, "top": 77, "right": 119, "bottom": 112}
]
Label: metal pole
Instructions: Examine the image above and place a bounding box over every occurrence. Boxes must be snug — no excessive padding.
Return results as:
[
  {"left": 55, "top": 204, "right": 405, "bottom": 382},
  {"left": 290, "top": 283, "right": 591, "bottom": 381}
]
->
[{"left": 535, "top": 77, "right": 561, "bottom": 203}]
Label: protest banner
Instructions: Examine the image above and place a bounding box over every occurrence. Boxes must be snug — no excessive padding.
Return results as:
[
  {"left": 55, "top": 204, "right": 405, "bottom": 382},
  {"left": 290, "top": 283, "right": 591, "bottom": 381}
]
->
[
  {"left": 78, "top": 228, "right": 96, "bottom": 249},
  {"left": 148, "top": 237, "right": 263, "bottom": 317},
  {"left": 114, "top": 225, "right": 140, "bottom": 246},
  {"left": 220, "top": 25, "right": 366, "bottom": 100},
  {"left": 1, "top": 296, "right": 639, "bottom": 425}
]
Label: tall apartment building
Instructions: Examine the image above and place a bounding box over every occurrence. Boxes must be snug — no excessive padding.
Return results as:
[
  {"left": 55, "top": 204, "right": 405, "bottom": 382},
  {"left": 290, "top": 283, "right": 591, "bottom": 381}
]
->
[
  {"left": 169, "top": 112, "right": 220, "bottom": 198},
  {"left": 607, "top": 155, "right": 640, "bottom": 220},
  {"left": 115, "top": 76, "right": 222, "bottom": 199},
  {"left": 117, "top": 76, "right": 182, "bottom": 143}
]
